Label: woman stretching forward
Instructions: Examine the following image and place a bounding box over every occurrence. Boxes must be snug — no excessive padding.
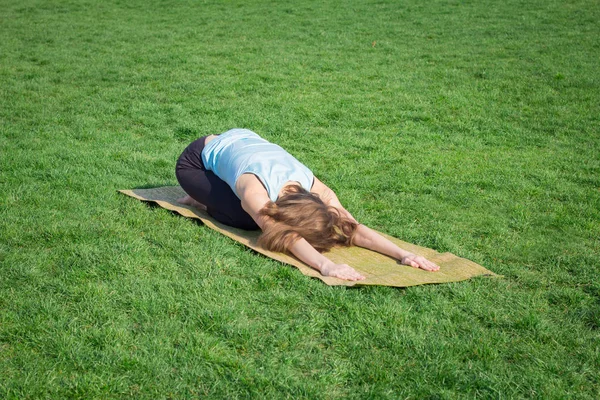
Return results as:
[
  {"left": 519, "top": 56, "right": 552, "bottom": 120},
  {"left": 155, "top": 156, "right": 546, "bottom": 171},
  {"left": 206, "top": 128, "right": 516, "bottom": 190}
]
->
[{"left": 176, "top": 128, "right": 439, "bottom": 281}]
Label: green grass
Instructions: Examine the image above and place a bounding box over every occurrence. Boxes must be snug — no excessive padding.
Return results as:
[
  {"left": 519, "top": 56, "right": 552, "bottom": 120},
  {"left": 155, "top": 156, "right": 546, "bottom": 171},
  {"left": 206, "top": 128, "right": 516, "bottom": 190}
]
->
[{"left": 1, "top": 0, "right": 599, "bottom": 398}]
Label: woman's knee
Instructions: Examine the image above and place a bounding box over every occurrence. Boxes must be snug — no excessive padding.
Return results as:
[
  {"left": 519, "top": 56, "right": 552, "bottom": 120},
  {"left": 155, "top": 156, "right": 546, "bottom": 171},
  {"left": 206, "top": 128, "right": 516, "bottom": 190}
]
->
[{"left": 207, "top": 207, "right": 259, "bottom": 230}]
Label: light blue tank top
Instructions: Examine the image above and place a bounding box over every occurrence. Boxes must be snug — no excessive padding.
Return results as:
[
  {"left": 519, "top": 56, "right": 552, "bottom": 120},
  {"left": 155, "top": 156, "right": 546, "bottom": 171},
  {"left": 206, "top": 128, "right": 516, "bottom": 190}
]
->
[{"left": 201, "top": 129, "right": 314, "bottom": 202}]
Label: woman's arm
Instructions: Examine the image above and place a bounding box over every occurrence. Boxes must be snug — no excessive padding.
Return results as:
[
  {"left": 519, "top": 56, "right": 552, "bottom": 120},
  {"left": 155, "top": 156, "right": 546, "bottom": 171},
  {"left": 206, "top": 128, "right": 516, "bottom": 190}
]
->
[
  {"left": 311, "top": 178, "right": 440, "bottom": 272},
  {"left": 353, "top": 225, "right": 439, "bottom": 271},
  {"left": 287, "top": 238, "right": 365, "bottom": 281}
]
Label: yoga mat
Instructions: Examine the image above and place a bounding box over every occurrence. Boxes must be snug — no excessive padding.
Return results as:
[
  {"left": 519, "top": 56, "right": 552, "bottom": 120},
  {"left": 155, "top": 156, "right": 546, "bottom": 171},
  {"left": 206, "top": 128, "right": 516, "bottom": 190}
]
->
[{"left": 119, "top": 186, "right": 499, "bottom": 287}]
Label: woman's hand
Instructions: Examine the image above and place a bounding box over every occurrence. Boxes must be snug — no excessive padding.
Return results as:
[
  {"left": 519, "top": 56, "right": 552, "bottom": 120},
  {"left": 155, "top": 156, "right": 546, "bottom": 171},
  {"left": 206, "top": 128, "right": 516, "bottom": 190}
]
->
[
  {"left": 401, "top": 254, "right": 440, "bottom": 271},
  {"left": 321, "top": 263, "right": 366, "bottom": 281}
]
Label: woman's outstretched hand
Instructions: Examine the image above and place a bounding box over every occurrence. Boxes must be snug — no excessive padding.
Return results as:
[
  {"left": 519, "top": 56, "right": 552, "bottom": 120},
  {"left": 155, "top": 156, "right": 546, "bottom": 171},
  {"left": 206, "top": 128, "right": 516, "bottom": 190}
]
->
[
  {"left": 401, "top": 254, "right": 440, "bottom": 272},
  {"left": 321, "top": 263, "right": 366, "bottom": 281}
]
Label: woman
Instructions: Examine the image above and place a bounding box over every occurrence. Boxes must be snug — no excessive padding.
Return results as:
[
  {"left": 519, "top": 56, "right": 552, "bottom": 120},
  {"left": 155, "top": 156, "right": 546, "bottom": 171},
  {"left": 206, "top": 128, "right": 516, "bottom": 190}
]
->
[{"left": 176, "top": 128, "right": 439, "bottom": 281}]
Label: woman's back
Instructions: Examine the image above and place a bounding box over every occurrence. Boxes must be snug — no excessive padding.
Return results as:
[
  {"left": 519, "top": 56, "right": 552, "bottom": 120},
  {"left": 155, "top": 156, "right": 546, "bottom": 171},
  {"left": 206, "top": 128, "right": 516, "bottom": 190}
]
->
[{"left": 201, "top": 129, "right": 313, "bottom": 202}]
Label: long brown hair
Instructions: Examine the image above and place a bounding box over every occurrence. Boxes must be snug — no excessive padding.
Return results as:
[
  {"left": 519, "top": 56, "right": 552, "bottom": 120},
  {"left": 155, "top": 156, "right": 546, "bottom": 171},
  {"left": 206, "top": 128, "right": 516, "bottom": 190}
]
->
[{"left": 257, "top": 185, "right": 357, "bottom": 253}]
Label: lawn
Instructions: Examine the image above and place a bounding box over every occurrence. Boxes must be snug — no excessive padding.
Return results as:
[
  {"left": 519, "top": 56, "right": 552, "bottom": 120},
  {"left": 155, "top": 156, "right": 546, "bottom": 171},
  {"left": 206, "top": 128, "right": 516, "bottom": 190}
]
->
[{"left": 1, "top": 0, "right": 599, "bottom": 398}]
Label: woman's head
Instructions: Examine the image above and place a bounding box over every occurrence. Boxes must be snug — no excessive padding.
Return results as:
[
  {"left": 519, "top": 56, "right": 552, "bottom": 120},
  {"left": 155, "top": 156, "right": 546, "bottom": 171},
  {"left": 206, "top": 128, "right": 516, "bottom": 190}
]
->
[{"left": 257, "top": 185, "right": 357, "bottom": 253}]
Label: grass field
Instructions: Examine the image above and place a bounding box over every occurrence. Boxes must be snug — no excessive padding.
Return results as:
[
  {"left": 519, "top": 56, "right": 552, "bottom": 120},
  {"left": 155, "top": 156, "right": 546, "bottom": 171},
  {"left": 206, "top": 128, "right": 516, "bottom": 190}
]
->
[{"left": 1, "top": 0, "right": 599, "bottom": 398}]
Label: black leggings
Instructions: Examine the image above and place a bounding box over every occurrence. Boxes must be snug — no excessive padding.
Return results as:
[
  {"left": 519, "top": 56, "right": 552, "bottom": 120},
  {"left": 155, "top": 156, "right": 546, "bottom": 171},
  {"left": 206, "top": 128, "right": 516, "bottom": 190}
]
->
[{"left": 175, "top": 136, "right": 259, "bottom": 230}]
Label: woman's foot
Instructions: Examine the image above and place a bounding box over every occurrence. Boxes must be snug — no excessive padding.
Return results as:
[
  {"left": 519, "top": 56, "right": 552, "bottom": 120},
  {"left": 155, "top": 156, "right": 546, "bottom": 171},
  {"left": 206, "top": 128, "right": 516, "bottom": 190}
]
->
[{"left": 177, "top": 195, "right": 207, "bottom": 211}]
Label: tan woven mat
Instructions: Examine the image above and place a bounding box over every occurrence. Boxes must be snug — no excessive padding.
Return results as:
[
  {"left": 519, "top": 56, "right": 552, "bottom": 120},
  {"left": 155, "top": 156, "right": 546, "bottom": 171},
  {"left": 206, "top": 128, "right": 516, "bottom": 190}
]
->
[{"left": 119, "top": 186, "right": 499, "bottom": 287}]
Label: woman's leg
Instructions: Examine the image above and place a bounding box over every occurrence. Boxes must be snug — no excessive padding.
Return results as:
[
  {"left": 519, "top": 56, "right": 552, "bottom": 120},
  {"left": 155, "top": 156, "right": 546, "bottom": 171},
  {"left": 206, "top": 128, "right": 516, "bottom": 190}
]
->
[{"left": 175, "top": 137, "right": 259, "bottom": 230}]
